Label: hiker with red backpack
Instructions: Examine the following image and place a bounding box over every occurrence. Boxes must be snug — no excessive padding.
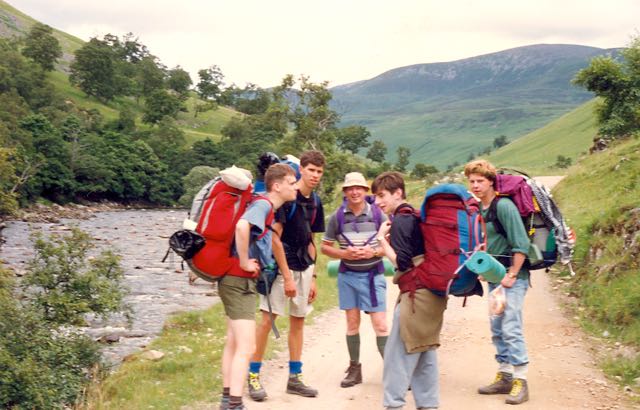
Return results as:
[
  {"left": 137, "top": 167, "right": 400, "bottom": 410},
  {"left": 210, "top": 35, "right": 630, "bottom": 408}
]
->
[
  {"left": 372, "top": 171, "right": 448, "bottom": 410},
  {"left": 248, "top": 151, "right": 326, "bottom": 401},
  {"left": 464, "top": 159, "right": 531, "bottom": 405},
  {"left": 219, "top": 164, "right": 297, "bottom": 410},
  {"left": 321, "top": 172, "right": 389, "bottom": 388}
]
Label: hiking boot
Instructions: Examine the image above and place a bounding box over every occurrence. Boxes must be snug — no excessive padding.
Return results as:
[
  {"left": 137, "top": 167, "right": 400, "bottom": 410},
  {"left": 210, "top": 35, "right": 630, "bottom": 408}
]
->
[
  {"left": 286, "top": 373, "right": 318, "bottom": 397},
  {"left": 505, "top": 378, "right": 529, "bottom": 405},
  {"left": 340, "top": 361, "right": 362, "bottom": 388},
  {"left": 247, "top": 372, "right": 267, "bottom": 401},
  {"left": 478, "top": 371, "right": 513, "bottom": 394}
]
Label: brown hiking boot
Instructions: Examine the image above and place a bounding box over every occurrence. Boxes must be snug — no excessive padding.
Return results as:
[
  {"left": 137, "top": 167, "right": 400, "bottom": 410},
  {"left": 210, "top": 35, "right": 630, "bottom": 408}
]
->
[
  {"left": 506, "top": 378, "right": 529, "bottom": 405},
  {"left": 286, "top": 373, "right": 318, "bottom": 397},
  {"left": 478, "top": 371, "right": 513, "bottom": 394},
  {"left": 340, "top": 361, "right": 362, "bottom": 388}
]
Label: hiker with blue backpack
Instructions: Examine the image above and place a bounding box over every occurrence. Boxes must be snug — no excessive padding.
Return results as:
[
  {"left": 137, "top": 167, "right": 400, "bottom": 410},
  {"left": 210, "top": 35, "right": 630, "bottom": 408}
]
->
[
  {"left": 372, "top": 171, "right": 447, "bottom": 410},
  {"left": 321, "top": 171, "right": 389, "bottom": 388},
  {"left": 464, "top": 159, "right": 531, "bottom": 405},
  {"left": 219, "top": 163, "right": 297, "bottom": 410},
  {"left": 248, "top": 150, "right": 326, "bottom": 401}
]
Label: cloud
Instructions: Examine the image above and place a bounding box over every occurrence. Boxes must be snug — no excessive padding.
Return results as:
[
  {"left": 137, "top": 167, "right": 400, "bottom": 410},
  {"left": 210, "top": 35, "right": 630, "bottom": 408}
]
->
[{"left": 7, "top": 0, "right": 639, "bottom": 87}]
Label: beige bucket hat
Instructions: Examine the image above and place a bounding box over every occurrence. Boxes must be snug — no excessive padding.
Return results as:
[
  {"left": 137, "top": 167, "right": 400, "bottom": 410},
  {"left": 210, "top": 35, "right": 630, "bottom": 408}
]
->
[{"left": 342, "top": 172, "right": 369, "bottom": 190}]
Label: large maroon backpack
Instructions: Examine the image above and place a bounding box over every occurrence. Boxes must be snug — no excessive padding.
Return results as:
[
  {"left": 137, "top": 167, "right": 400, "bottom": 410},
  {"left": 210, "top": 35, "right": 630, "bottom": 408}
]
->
[{"left": 397, "top": 184, "right": 485, "bottom": 298}]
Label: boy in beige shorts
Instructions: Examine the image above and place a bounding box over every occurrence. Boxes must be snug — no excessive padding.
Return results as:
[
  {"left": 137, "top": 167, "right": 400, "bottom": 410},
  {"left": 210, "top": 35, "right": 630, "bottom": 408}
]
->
[
  {"left": 248, "top": 150, "right": 326, "bottom": 401},
  {"left": 218, "top": 163, "right": 297, "bottom": 410}
]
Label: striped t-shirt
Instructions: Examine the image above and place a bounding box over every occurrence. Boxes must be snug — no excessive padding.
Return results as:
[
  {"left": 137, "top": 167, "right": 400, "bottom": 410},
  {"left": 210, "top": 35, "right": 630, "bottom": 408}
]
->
[{"left": 323, "top": 202, "right": 387, "bottom": 272}]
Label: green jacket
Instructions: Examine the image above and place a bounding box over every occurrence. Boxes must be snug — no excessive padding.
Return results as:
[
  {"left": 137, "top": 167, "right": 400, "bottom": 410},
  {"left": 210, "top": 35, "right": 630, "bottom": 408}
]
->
[{"left": 481, "top": 197, "right": 531, "bottom": 282}]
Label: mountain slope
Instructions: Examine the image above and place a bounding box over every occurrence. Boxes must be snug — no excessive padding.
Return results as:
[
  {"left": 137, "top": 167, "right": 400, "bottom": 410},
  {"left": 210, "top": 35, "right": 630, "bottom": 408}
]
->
[
  {"left": 485, "top": 98, "right": 599, "bottom": 175},
  {"left": 0, "top": 0, "right": 237, "bottom": 142},
  {"left": 332, "top": 44, "right": 617, "bottom": 169},
  {"left": 0, "top": 0, "right": 84, "bottom": 70}
]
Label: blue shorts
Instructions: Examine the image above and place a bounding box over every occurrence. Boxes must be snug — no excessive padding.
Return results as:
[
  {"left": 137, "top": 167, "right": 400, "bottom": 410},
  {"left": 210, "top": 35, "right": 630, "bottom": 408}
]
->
[{"left": 338, "top": 270, "right": 387, "bottom": 312}]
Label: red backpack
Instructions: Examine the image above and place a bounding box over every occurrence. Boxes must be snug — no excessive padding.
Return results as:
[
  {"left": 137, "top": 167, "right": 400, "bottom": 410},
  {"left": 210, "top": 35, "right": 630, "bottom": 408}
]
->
[
  {"left": 397, "top": 184, "right": 485, "bottom": 298},
  {"left": 188, "top": 179, "right": 274, "bottom": 281}
]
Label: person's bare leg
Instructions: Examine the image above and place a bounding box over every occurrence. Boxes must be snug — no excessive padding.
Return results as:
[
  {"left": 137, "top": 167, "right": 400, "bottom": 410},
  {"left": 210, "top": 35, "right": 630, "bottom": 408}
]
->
[
  {"left": 251, "top": 310, "right": 278, "bottom": 362},
  {"left": 228, "top": 318, "right": 256, "bottom": 397}
]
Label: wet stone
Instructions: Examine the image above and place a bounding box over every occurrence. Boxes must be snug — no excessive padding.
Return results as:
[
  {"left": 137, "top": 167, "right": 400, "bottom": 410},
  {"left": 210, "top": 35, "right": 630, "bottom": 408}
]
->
[{"left": 0, "top": 210, "right": 219, "bottom": 365}]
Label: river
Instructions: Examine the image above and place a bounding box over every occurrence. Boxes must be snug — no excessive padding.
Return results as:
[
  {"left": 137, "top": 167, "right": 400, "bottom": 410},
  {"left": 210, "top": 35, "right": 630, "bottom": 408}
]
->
[{"left": 0, "top": 209, "right": 220, "bottom": 365}]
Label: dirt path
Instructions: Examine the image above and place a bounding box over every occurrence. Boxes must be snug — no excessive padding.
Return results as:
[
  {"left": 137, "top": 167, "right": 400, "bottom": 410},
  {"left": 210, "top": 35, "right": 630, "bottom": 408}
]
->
[{"left": 230, "top": 177, "right": 630, "bottom": 409}]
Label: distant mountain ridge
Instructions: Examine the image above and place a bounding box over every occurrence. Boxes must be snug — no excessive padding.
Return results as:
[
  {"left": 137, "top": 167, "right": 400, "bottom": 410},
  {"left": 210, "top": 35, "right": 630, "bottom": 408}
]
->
[{"left": 331, "top": 44, "right": 618, "bottom": 168}]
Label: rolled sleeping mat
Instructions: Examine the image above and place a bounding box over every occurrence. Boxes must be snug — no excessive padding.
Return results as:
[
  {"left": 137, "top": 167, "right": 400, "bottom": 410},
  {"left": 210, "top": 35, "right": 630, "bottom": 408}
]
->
[
  {"left": 464, "top": 251, "right": 506, "bottom": 283},
  {"left": 327, "top": 258, "right": 395, "bottom": 277}
]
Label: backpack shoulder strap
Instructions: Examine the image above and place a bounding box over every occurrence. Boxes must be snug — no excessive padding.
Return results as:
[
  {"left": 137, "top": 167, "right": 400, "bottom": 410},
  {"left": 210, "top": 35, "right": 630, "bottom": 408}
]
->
[
  {"left": 310, "top": 191, "right": 320, "bottom": 226},
  {"left": 394, "top": 203, "right": 416, "bottom": 216},
  {"left": 286, "top": 191, "right": 320, "bottom": 224},
  {"left": 486, "top": 196, "right": 507, "bottom": 238},
  {"left": 252, "top": 195, "right": 275, "bottom": 240}
]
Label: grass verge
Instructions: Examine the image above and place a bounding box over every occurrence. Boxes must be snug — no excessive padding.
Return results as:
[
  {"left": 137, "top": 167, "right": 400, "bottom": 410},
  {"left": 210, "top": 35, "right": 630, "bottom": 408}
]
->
[{"left": 553, "top": 135, "right": 640, "bottom": 393}]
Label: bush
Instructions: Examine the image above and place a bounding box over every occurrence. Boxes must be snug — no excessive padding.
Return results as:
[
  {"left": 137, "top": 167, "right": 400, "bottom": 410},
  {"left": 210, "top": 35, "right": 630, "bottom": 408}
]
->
[
  {"left": 555, "top": 155, "right": 573, "bottom": 168},
  {"left": 0, "top": 227, "right": 130, "bottom": 408},
  {"left": 23, "top": 227, "right": 130, "bottom": 326},
  {"left": 0, "top": 295, "right": 100, "bottom": 409}
]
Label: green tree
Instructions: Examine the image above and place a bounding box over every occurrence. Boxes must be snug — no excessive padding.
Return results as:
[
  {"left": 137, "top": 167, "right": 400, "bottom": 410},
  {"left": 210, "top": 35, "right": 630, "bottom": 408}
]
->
[
  {"left": 166, "top": 65, "right": 192, "bottom": 99},
  {"left": 411, "top": 163, "right": 438, "bottom": 178},
  {"left": 0, "top": 38, "right": 56, "bottom": 109},
  {"left": 0, "top": 147, "right": 18, "bottom": 215},
  {"left": 226, "top": 83, "right": 270, "bottom": 115},
  {"left": 20, "top": 114, "right": 74, "bottom": 202},
  {"left": 22, "top": 23, "right": 62, "bottom": 71},
  {"left": 366, "top": 139, "right": 387, "bottom": 162},
  {"left": 134, "top": 56, "right": 165, "bottom": 102},
  {"left": 188, "top": 138, "right": 229, "bottom": 170},
  {"left": 394, "top": 146, "right": 411, "bottom": 173},
  {"left": 142, "top": 89, "right": 183, "bottom": 124},
  {"left": 197, "top": 65, "right": 224, "bottom": 101},
  {"left": 289, "top": 75, "right": 339, "bottom": 152},
  {"left": 70, "top": 38, "right": 119, "bottom": 101},
  {"left": 179, "top": 165, "right": 219, "bottom": 206},
  {"left": 493, "top": 135, "right": 508, "bottom": 148},
  {"left": 573, "top": 36, "right": 640, "bottom": 137},
  {"left": 336, "top": 125, "right": 371, "bottom": 154}
]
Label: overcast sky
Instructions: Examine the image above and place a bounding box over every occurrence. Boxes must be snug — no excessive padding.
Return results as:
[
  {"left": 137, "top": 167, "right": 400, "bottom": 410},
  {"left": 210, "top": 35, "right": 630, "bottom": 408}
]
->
[{"left": 8, "top": 0, "right": 640, "bottom": 88}]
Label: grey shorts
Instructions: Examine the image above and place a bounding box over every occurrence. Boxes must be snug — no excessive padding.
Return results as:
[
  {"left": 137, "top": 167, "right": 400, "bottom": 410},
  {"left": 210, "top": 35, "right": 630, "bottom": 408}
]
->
[
  {"left": 218, "top": 275, "right": 257, "bottom": 320},
  {"left": 259, "top": 265, "right": 314, "bottom": 317}
]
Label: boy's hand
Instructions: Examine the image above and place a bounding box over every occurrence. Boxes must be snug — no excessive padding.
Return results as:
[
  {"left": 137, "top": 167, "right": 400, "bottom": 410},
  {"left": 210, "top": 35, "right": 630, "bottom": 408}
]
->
[
  {"left": 240, "top": 258, "right": 260, "bottom": 275},
  {"left": 284, "top": 277, "right": 297, "bottom": 297}
]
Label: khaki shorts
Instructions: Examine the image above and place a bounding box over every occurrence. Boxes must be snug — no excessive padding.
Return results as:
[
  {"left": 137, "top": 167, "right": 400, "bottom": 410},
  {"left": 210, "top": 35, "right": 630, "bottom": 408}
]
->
[
  {"left": 259, "top": 264, "right": 314, "bottom": 318},
  {"left": 218, "top": 275, "right": 257, "bottom": 320}
]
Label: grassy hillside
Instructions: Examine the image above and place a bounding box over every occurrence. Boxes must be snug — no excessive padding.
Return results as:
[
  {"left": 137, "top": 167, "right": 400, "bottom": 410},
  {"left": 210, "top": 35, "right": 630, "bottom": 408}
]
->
[
  {"left": 553, "top": 136, "right": 640, "bottom": 384},
  {"left": 1, "top": 0, "right": 239, "bottom": 143},
  {"left": 0, "top": 0, "right": 84, "bottom": 70},
  {"left": 332, "top": 44, "right": 615, "bottom": 169},
  {"left": 485, "top": 99, "right": 599, "bottom": 175}
]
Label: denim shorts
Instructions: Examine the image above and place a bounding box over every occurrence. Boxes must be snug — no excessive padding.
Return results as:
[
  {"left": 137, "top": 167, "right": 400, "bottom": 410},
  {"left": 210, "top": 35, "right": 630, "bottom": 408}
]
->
[{"left": 338, "top": 270, "right": 387, "bottom": 312}]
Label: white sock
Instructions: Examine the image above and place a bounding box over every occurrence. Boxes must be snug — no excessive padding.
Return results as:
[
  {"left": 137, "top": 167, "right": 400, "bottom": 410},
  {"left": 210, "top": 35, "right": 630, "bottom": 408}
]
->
[
  {"left": 499, "top": 362, "right": 514, "bottom": 374},
  {"left": 513, "top": 364, "right": 528, "bottom": 380}
]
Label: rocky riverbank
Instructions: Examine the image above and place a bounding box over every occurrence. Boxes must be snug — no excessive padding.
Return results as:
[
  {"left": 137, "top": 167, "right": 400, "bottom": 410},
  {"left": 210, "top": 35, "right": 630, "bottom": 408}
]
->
[{"left": 0, "top": 208, "right": 220, "bottom": 366}]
